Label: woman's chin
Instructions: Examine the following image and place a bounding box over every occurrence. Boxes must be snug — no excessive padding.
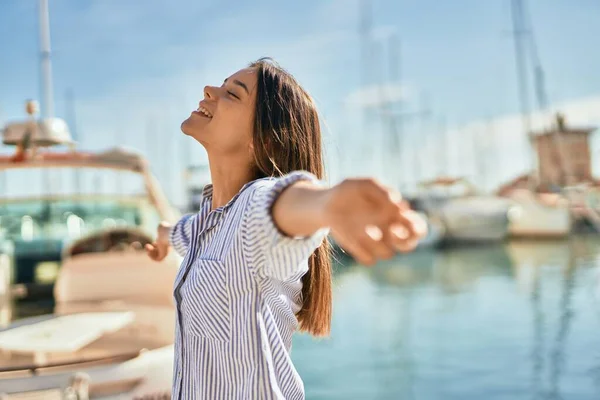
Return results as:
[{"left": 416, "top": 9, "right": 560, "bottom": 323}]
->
[
  {"left": 181, "top": 120, "right": 209, "bottom": 146},
  {"left": 180, "top": 119, "right": 191, "bottom": 135},
  {"left": 181, "top": 114, "right": 211, "bottom": 136},
  {"left": 181, "top": 118, "right": 199, "bottom": 136}
]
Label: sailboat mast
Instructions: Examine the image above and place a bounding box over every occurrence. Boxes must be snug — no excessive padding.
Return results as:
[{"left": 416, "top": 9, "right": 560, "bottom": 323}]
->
[
  {"left": 38, "top": 0, "right": 54, "bottom": 196},
  {"left": 39, "top": 0, "right": 54, "bottom": 119},
  {"left": 359, "top": 0, "right": 372, "bottom": 95},
  {"left": 510, "top": 0, "right": 536, "bottom": 188},
  {"left": 416, "top": 94, "right": 431, "bottom": 185},
  {"left": 388, "top": 33, "right": 404, "bottom": 191},
  {"left": 438, "top": 117, "right": 448, "bottom": 177},
  {"left": 521, "top": 0, "right": 571, "bottom": 187},
  {"left": 359, "top": 0, "right": 373, "bottom": 175}
]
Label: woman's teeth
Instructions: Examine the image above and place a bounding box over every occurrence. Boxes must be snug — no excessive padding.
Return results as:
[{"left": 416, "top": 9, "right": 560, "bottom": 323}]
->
[{"left": 196, "top": 106, "right": 213, "bottom": 118}]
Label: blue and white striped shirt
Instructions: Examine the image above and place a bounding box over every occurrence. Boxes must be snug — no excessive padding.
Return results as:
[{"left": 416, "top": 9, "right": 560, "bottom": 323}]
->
[{"left": 169, "top": 171, "right": 329, "bottom": 399}]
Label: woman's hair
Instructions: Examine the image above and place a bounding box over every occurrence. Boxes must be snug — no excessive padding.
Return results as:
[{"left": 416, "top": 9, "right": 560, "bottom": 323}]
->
[{"left": 249, "top": 57, "right": 332, "bottom": 337}]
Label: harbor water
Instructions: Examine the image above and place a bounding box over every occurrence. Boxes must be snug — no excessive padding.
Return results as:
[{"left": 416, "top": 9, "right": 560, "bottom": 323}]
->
[
  {"left": 292, "top": 237, "right": 600, "bottom": 399},
  {"left": 10, "top": 237, "right": 600, "bottom": 399}
]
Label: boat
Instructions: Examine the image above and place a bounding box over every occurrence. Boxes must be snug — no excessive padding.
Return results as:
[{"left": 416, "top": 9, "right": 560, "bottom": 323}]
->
[
  {"left": 0, "top": 109, "right": 181, "bottom": 398},
  {"left": 501, "top": 187, "right": 571, "bottom": 238},
  {"left": 498, "top": 1, "right": 592, "bottom": 239},
  {"left": 1, "top": 0, "right": 181, "bottom": 394},
  {"left": 414, "top": 177, "right": 514, "bottom": 244}
]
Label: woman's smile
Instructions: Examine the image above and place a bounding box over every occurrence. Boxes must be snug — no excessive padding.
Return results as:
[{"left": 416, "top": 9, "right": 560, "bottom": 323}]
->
[{"left": 192, "top": 103, "right": 213, "bottom": 119}]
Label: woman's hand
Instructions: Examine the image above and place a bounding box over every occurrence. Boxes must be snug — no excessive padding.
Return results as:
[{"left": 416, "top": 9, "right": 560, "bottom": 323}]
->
[
  {"left": 145, "top": 221, "right": 172, "bottom": 262},
  {"left": 324, "top": 178, "right": 427, "bottom": 266}
]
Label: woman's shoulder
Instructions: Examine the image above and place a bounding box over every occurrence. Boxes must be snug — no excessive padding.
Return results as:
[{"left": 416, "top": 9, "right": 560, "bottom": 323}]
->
[{"left": 245, "top": 171, "right": 324, "bottom": 200}]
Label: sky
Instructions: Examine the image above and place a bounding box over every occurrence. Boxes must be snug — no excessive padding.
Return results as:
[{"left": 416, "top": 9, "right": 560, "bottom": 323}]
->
[{"left": 1, "top": 0, "right": 600, "bottom": 206}]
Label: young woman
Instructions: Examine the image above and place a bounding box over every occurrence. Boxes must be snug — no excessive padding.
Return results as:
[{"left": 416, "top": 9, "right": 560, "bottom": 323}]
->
[{"left": 146, "top": 58, "right": 426, "bottom": 399}]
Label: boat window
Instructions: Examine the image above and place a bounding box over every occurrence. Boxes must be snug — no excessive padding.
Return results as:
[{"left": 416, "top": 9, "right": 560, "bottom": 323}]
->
[
  {"left": 0, "top": 198, "right": 159, "bottom": 242},
  {"left": 0, "top": 166, "right": 161, "bottom": 242}
]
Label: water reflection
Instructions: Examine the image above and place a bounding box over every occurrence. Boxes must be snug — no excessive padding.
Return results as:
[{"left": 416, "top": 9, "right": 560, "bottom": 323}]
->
[
  {"left": 508, "top": 238, "right": 600, "bottom": 400},
  {"left": 295, "top": 237, "right": 600, "bottom": 399}
]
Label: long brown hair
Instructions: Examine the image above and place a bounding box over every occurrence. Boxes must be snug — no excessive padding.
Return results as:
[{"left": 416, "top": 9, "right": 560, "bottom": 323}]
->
[{"left": 249, "top": 57, "right": 332, "bottom": 337}]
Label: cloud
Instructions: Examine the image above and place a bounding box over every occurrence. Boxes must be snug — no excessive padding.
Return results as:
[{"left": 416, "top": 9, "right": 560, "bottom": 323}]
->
[
  {"left": 412, "top": 95, "right": 600, "bottom": 192},
  {"left": 343, "top": 82, "right": 408, "bottom": 108},
  {"left": 452, "top": 95, "right": 600, "bottom": 150}
]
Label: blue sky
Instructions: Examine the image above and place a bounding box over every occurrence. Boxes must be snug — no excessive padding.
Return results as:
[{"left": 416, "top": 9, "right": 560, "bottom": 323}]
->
[{"left": 1, "top": 0, "right": 600, "bottom": 206}]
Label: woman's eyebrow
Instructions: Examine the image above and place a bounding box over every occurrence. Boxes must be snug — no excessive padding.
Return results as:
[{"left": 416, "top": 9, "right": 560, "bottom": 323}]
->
[{"left": 224, "top": 78, "right": 249, "bottom": 95}]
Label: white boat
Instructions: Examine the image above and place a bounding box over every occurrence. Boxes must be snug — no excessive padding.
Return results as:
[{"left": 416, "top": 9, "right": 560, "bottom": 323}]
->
[
  {"left": 0, "top": 117, "right": 181, "bottom": 398},
  {"left": 438, "top": 196, "right": 513, "bottom": 242},
  {"left": 416, "top": 177, "right": 514, "bottom": 244},
  {"left": 505, "top": 189, "right": 572, "bottom": 238}
]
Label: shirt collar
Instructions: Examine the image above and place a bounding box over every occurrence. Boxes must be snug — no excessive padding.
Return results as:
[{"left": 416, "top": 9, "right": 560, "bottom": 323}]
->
[{"left": 200, "top": 177, "right": 271, "bottom": 212}]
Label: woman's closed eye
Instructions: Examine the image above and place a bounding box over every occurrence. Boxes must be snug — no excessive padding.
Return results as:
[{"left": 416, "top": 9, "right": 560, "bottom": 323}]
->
[{"left": 227, "top": 90, "right": 240, "bottom": 100}]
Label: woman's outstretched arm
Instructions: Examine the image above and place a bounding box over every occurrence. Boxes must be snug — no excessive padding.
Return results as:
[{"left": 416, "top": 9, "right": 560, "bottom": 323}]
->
[{"left": 273, "top": 177, "right": 427, "bottom": 266}]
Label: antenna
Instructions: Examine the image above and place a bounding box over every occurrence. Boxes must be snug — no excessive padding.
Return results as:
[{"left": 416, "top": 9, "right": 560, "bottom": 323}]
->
[
  {"left": 64, "top": 89, "right": 78, "bottom": 143},
  {"left": 39, "top": 0, "right": 54, "bottom": 119},
  {"left": 65, "top": 89, "right": 82, "bottom": 194}
]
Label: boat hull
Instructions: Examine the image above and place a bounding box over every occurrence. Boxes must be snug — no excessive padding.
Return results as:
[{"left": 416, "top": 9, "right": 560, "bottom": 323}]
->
[
  {"left": 437, "top": 197, "right": 511, "bottom": 243},
  {"left": 506, "top": 194, "right": 572, "bottom": 239}
]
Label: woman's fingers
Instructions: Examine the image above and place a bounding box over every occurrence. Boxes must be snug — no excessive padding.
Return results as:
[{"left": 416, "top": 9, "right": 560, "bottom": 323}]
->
[
  {"left": 364, "top": 226, "right": 396, "bottom": 259},
  {"left": 145, "top": 242, "right": 168, "bottom": 261},
  {"left": 390, "top": 210, "right": 417, "bottom": 239},
  {"left": 395, "top": 239, "right": 419, "bottom": 253},
  {"left": 401, "top": 210, "right": 428, "bottom": 240},
  {"left": 335, "top": 234, "right": 376, "bottom": 266},
  {"left": 335, "top": 224, "right": 397, "bottom": 266},
  {"left": 145, "top": 243, "right": 159, "bottom": 260},
  {"left": 353, "top": 211, "right": 427, "bottom": 262}
]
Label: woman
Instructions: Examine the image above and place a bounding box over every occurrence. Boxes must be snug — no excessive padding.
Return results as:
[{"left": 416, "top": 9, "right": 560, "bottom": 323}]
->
[{"left": 146, "top": 58, "right": 426, "bottom": 399}]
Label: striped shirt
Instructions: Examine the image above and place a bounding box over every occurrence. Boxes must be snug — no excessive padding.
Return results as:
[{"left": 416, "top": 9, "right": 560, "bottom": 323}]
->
[{"left": 169, "top": 171, "right": 329, "bottom": 399}]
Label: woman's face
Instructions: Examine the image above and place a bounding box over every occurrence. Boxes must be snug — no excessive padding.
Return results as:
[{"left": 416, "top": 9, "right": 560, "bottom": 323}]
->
[{"left": 181, "top": 67, "right": 257, "bottom": 156}]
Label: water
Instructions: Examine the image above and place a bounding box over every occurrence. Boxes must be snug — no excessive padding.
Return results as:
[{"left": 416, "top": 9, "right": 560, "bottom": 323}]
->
[
  {"left": 7, "top": 238, "right": 600, "bottom": 399},
  {"left": 293, "top": 238, "right": 600, "bottom": 400}
]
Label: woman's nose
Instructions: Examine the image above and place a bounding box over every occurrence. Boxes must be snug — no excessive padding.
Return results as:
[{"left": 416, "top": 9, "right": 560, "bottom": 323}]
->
[{"left": 204, "top": 85, "right": 217, "bottom": 100}]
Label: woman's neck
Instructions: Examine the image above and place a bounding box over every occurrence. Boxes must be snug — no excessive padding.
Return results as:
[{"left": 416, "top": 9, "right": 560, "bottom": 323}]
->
[{"left": 208, "top": 155, "right": 255, "bottom": 210}]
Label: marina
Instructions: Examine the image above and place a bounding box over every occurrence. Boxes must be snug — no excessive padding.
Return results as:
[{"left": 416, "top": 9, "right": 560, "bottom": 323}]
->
[{"left": 1, "top": 0, "right": 600, "bottom": 398}]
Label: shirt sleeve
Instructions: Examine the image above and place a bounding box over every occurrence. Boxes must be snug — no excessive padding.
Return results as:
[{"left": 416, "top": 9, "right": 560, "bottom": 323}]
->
[
  {"left": 169, "top": 213, "right": 196, "bottom": 257},
  {"left": 241, "top": 171, "right": 330, "bottom": 281}
]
